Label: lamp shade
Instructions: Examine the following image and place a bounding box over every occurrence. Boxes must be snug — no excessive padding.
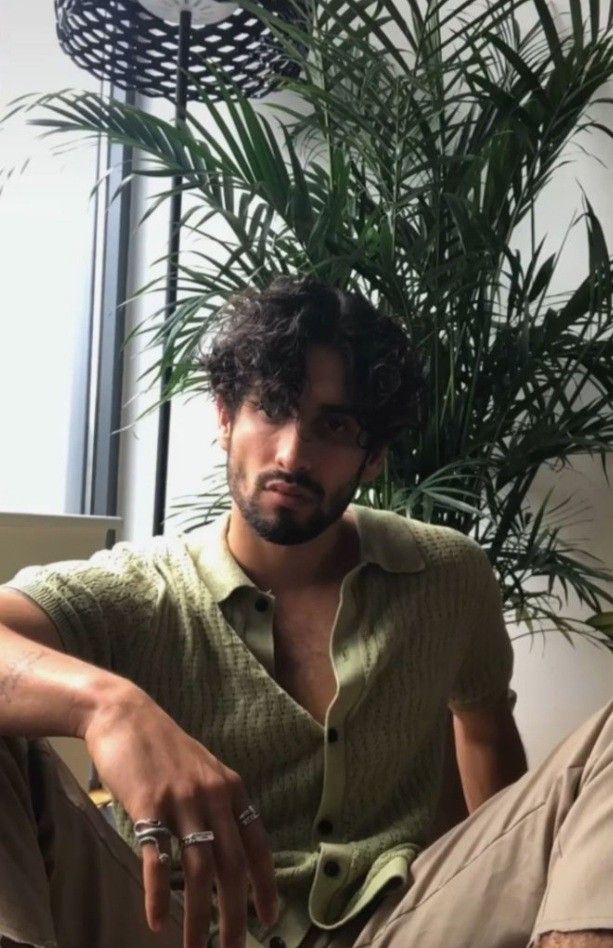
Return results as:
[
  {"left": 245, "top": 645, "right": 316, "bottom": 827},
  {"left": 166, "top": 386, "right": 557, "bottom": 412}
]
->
[{"left": 55, "top": 0, "right": 303, "bottom": 100}]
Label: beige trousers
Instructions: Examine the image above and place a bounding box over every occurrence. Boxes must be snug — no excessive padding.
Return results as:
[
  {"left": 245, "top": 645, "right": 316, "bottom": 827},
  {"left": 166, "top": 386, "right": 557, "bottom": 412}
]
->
[{"left": 1, "top": 700, "right": 612, "bottom": 948}]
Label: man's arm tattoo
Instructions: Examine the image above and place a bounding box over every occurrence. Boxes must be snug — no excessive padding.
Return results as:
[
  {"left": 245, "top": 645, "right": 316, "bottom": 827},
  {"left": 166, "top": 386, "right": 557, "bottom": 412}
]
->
[{"left": 0, "top": 650, "right": 47, "bottom": 703}]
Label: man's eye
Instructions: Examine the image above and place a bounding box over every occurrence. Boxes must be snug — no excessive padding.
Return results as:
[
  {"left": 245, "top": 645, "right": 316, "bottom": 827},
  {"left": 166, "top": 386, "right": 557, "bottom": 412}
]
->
[
  {"left": 324, "top": 415, "right": 359, "bottom": 437},
  {"left": 257, "top": 404, "right": 288, "bottom": 422},
  {"left": 325, "top": 416, "right": 349, "bottom": 432}
]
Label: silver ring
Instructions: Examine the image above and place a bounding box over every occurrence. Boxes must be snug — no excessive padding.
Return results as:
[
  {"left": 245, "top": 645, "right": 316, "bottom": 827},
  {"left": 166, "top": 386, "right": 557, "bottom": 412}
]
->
[
  {"left": 179, "top": 830, "right": 215, "bottom": 849},
  {"left": 134, "top": 819, "right": 172, "bottom": 866},
  {"left": 238, "top": 804, "right": 260, "bottom": 827},
  {"left": 134, "top": 819, "right": 171, "bottom": 834}
]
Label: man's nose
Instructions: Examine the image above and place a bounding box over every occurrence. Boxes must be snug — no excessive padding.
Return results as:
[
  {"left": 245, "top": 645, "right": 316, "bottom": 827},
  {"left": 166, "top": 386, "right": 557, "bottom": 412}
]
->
[{"left": 273, "top": 417, "right": 313, "bottom": 472}]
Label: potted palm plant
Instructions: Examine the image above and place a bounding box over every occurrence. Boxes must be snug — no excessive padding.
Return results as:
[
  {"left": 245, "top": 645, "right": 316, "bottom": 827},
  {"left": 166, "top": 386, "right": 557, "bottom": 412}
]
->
[{"left": 7, "top": 0, "right": 613, "bottom": 649}]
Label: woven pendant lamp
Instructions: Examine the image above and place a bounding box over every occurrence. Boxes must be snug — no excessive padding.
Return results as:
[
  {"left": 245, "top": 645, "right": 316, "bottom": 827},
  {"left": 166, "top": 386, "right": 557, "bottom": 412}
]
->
[
  {"left": 55, "top": 0, "right": 303, "bottom": 534},
  {"left": 55, "top": 0, "right": 301, "bottom": 100}
]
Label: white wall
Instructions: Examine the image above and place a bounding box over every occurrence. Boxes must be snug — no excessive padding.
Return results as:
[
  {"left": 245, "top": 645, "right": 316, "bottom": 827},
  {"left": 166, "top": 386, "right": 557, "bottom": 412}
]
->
[
  {"left": 514, "top": 456, "right": 613, "bottom": 765},
  {"left": 115, "top": 5, "right": 613, "bottom": 767}
]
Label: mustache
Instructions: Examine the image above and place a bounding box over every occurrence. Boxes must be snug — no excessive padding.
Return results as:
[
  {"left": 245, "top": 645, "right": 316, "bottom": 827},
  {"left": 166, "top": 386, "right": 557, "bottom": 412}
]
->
[{"left": 258, "top": 471, "right": 324, "bottom": 499}]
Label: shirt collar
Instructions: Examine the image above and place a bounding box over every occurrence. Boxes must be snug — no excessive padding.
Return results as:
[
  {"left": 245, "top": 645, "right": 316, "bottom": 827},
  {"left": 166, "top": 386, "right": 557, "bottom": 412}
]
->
[
  {"left": 186, "top": 513, "right": 255, "bottom": 604},
  {"left": 186, "top": 503, "right": 425, "bottom": 605},
  {"left": 351, "top": 503, "right": 426, "bottom": 574}
]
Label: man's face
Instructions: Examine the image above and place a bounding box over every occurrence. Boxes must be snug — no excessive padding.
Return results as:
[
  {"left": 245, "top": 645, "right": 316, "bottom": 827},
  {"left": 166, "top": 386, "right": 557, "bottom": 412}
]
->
[{"left": 217, "top": 346, "right": 385, "bottom": 545}]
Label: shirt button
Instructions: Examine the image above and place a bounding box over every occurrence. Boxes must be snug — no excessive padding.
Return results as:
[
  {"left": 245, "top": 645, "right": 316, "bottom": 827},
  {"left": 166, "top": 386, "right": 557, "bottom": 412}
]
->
[
  {"left": 255, "top": 597, "right": 269, "bottom": 612},
  {"left": 317, "top": 818, "right": 333, "bottom": 835},
  {"left": 324, "top": 859, "right": 340, "bottom": 877},
  {"left": 327, "top": 727, "right": 339, "bottom": 743},
  {"left": 269, "top": 938, "right": 286, "bottom": 948}
]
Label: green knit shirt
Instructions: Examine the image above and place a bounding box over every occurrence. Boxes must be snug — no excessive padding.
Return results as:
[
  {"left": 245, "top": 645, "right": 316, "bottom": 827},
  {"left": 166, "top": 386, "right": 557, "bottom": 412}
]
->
[{"left": 5, "top": 505, "right": 514, "bottom": 948}]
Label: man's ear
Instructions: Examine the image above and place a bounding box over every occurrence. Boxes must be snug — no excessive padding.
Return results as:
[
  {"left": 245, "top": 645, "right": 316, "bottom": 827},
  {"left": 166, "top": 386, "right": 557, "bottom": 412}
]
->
[
  {"left": 216, "top": 396, "right": 233, "bottom": 451},
  {"left": 360, "top": 444, "right": 387, "bottom": 484}
]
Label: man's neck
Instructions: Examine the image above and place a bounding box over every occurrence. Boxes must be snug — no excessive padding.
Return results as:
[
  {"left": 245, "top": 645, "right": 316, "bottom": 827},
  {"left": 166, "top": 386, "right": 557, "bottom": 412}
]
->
[{"left": 225, "top": 504, "right": 360, "bottom": 595}]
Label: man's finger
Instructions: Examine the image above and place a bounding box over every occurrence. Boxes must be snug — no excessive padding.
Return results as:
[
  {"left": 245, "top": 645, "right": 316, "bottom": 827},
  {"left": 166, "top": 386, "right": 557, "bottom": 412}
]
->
[
  {"left": 141, "top": 833, "right": 173, "bottom": 932},
  {"left": 207, "top": 813, "right": 249, "bottom": 948},
  {"left": 239, "top": 812, "right": 279, "bottom": 928},
  {"left": 226, "top": 781, "right": 278, "bottom": 929},
  {"left": 180, "top": 841, "right": 215, "bottom": 948}
]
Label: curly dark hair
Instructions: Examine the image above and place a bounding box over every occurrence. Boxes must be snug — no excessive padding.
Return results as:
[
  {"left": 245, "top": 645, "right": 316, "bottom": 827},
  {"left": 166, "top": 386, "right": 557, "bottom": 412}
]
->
[{"left": 200, "top": 276, "right": 425, "bottom": 451}]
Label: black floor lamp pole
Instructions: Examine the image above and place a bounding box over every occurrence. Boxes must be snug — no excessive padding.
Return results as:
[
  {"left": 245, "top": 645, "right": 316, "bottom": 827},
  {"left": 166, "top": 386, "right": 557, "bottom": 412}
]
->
[
  {"left": 56, "top": 0, "right": 304, "bottom": 537},
  {"left": 152, "top": 8, "right": 192, "bottom": 536}
]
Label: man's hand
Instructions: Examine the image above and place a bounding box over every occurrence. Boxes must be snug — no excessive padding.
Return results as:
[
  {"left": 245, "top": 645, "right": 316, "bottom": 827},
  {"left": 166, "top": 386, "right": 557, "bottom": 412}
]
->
[
  {"left": 82, "top": 683, "right": 279, "bottom": 948},
  {"left": 0, "top": 594, "right": 277, "bottom": 946}
]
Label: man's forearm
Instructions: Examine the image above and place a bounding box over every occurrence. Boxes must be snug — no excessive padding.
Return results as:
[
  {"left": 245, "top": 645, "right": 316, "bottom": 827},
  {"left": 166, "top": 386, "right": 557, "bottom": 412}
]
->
[
  {"left": 0, "top": 622, "right": 136, "bottom": 739},
  {"left": 454, "top": 725, "right": 528, "bottom": 813}
]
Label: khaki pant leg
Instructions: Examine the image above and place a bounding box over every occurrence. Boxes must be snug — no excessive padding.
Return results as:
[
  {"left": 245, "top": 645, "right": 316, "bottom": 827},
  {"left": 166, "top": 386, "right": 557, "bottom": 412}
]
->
[
  {"left": 302, "top": 700, "right": 613, "bottom": 948},
  {"left": 0, "top": 736, "right": 183, "bottom": 948}
]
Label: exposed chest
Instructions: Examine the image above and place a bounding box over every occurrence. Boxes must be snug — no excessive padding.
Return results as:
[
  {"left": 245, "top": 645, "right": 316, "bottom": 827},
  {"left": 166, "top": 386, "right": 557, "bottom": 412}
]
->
[{"left": 272, "top": 588, "right": 341, "bottom": 726}]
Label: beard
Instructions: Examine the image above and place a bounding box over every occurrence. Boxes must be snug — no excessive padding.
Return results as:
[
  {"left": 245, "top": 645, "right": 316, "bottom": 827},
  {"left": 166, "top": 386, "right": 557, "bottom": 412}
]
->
[{"left": 227, "top": 455, "right": 366, "bottom": 546}]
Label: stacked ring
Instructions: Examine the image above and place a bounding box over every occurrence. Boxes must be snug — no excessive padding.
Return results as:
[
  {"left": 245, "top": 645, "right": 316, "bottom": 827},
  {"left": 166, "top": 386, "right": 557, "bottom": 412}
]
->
[
  {"left": 134, "top": 805, "right": 257, "bottom": 861},
  {"left": 134, "top": 818, "right": 172, "bottom": 866},
  {"left": 238, "top": 804, "right": 260, "bottom": 827},
  {"left": 179, "top": 830, "right": 215, "bottom": 849}
]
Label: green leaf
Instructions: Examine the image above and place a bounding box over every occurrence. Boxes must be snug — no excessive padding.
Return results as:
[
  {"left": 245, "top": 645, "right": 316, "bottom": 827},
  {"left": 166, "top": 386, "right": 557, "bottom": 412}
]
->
[
  {"left": 585, "top": 612, "right": 613, "bottom": 639},
  {"left": 590, "top": 0, "right": 600, "bottom": 41},
  {"left": 569, "top": 0, "right": 585, "bottom": 50},
  {"left": 531, "top": 0, "right": 564, "bottom": 68},
  {"left": 528, "top": 253, "right": 556, "bottom": 302}
]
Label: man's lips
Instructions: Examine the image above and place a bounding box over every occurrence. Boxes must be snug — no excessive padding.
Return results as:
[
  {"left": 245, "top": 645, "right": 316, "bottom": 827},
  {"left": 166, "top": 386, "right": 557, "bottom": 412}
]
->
[{"left": 264, "top": 481, "right": 314, "bottom": 500}]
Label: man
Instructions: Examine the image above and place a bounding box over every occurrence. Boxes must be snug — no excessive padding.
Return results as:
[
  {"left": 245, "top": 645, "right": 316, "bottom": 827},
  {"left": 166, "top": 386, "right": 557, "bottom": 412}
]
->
[{"left": 0, "top": 277, "right": 611, "bottom": 948}]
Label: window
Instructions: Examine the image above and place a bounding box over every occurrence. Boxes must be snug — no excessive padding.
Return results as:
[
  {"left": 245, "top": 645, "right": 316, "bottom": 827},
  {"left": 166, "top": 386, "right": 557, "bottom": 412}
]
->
[
  {"left": 0, "top": 1, "right": 132, "bottom": 519},
  {"left": 0, "top": 1, "right": 100, "bottom": 513}
]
